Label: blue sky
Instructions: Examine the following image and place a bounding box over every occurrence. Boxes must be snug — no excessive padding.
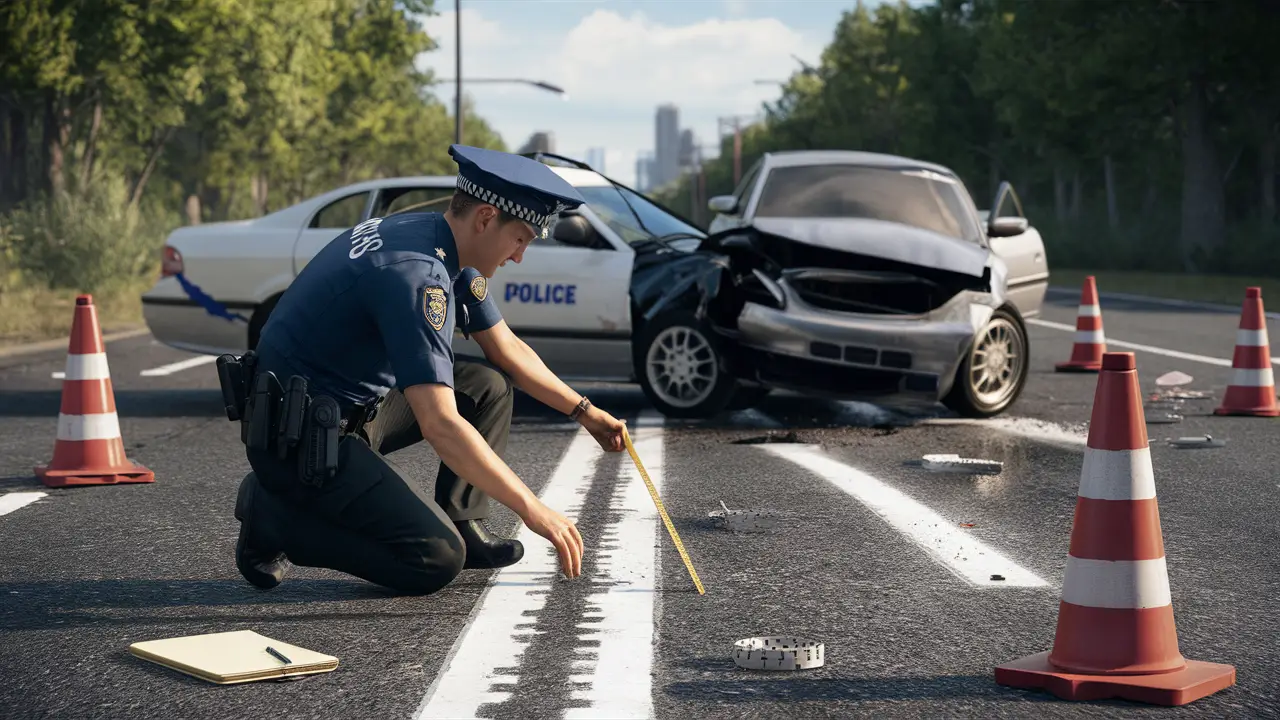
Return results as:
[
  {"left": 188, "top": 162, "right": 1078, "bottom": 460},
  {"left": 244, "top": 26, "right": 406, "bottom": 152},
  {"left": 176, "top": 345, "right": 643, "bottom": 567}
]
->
[{"left": 415, "top": 1, "right": 925, "bottom": 187}]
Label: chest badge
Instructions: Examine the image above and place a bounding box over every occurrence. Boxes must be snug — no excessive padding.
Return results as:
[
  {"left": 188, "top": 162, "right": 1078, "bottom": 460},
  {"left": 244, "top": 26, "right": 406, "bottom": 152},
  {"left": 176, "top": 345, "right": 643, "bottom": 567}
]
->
[
  {"left": 435, "top": 247, "right": 447, "bottom": 260},
  {"left": 423, "top": 285, "right": 448, "bottom": 331},
  {"left": 470, "top": 275, "right": 487, "bottom": 301}
]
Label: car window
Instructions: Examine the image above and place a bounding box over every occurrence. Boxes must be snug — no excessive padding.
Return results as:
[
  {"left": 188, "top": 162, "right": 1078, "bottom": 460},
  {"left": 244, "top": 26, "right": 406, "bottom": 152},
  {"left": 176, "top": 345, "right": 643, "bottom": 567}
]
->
[
  {"left": 382, "top": 187, "right": 454, "bottom": 216},
  {"left": 575, "top": 185, "right": 704, "bottom": 244},
  {"left": 310, "top": 192, "right": 370, "bottom": 229},
  {"left": 754, "top": 165, "right": 982, "bottom": 244},
  {"left": 733, "top": 160, "right": 763, "bottom": 208}
]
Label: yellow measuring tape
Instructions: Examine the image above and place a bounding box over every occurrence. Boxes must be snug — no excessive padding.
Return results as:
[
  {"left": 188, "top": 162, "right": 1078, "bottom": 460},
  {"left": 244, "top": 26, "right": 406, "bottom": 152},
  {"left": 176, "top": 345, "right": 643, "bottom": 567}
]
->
[{"left": 622, "top": 425, "right": 706, "bottom": 595}]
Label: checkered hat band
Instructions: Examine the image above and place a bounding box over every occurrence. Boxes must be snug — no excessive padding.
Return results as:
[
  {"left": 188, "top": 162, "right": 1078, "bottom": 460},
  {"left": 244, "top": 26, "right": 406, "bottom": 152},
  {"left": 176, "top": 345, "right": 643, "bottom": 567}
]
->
[{"left": 456, "top": 175, "right": 553, "bottom": 229}]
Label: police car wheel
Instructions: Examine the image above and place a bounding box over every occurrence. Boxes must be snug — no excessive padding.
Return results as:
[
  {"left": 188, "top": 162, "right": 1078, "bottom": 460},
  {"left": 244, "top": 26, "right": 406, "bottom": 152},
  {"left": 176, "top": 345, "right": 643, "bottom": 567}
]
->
[
  {"left": 942, "top": 306, "right": 1029, "bottom": 418},
  {"left": 636, "top": 311, "right": 737, "bottom": 419}
]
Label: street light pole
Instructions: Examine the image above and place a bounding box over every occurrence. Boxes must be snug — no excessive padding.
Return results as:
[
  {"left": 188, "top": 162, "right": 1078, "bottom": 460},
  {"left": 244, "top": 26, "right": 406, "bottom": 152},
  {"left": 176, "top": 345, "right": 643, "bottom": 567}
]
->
[{"left": 454, "top": 0, "right": 462, "bottom": 145}]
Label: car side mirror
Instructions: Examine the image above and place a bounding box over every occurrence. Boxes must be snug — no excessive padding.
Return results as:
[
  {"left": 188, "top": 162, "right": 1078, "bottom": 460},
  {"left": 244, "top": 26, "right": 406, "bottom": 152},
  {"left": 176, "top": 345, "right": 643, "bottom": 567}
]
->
[
  {"left": 552, "top": 215, "right": 597, "bottom": 248},
  {"left": 988, "top": 216, "right": 1029, "bottom": 237},
  {"left": 708, "top": 195, "right": 738, "bottom": 214}
]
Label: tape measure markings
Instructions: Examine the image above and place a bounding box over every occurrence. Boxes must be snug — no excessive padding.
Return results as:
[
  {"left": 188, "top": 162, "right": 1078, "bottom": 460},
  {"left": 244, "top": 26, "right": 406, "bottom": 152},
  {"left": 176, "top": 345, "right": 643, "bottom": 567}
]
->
[
  {"left": 733, "top": 636, "right": 826, "bottom": 671},
  {"left": 623, "top": 425, "right": 706, "bottom": 595}
]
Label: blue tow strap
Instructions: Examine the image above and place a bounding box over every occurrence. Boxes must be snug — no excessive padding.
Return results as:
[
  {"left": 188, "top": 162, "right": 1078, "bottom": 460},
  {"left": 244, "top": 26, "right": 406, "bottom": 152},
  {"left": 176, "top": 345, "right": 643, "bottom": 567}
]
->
[{"left": 175, "top": 272, "right": 250, "bottom": 324}]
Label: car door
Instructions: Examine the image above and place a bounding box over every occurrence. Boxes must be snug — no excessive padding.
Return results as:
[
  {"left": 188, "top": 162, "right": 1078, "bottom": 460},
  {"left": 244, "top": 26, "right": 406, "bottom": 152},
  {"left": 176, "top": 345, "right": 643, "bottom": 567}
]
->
[
  {"left": 984, "top": 181, "right": 1048, "bottom": 317},
  {"left": 292, "top": 190, "right": 374, "bottom": 274},
  {"left": 453, "top": 206, "right": 635, "bottom": 381}
]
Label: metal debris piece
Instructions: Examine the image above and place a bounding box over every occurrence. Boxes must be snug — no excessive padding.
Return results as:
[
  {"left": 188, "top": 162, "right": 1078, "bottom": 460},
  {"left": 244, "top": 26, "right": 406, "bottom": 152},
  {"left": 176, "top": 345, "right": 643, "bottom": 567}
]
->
[
  {"left": 1168, "top": 434, "right": 1226, "bottom": 449},
  {"left": 921, "top": 453, "right": 1003, "bottom": 474},
  {"left": 708, "top": 500, "right": 783, "bottom": 533}
]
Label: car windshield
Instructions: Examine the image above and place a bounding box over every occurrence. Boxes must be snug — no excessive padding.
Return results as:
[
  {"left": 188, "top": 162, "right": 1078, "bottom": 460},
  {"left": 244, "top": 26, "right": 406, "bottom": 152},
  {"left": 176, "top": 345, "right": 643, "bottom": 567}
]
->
[
  {"left": 753, "top": 164, "right": 983, "bottom": 244},
  {"left": 575, "top": 184, "right": 704, "bottom": 244}
]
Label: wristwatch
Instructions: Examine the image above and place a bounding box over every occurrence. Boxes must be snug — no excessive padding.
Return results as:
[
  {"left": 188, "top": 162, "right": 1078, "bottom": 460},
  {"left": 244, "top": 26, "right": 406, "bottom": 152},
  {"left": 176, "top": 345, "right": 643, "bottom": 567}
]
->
[{"left": 569, "top": 396, "right": 591, "bottom": 421}]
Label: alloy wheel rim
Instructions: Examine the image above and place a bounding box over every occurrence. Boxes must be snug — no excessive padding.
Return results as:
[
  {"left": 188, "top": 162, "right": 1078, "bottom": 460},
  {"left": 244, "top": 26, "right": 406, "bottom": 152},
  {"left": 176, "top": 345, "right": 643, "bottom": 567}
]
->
[
  {"left": 969, "top": 316, "right": 1024, "bottom": 407},
  {"left": 646, "top": 326, "right": 718, "bottom": 408}
]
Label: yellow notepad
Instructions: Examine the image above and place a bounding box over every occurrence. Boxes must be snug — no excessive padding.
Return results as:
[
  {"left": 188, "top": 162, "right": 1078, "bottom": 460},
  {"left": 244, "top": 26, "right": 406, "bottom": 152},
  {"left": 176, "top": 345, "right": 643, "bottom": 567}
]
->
[{"left": 128, "top": 630, "right": 339, "bottom": 685}]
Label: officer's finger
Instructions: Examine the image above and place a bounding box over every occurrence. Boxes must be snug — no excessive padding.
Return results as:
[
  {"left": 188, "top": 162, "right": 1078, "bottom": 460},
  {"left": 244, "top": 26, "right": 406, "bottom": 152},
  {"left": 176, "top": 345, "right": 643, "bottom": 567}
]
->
[
  {"left": 568, "top": 525, "right": 584, "bottom": 574},
  {"left": 554, "top": 535, "right": 574, "bottom": 578}
]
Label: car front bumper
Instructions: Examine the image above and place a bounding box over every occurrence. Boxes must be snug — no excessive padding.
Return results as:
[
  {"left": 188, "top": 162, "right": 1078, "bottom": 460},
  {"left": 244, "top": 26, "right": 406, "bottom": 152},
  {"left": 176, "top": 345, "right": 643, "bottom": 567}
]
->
[{"left": 732, "top": 284, "right": 991, "bottom": 401}]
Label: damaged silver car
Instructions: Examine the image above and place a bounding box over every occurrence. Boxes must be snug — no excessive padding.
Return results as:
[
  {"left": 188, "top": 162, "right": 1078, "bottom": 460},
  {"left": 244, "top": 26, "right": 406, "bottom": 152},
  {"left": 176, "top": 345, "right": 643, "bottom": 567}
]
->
[{"left": 627, "top": 150, "right": 1050, "bottom": 419}]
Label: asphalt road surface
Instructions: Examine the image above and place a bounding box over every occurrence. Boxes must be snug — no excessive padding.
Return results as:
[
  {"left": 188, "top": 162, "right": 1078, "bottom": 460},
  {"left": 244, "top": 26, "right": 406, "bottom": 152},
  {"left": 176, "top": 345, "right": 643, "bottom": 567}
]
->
[{"left": 2, "top": 288, "right": 1277, "bottom": 720}]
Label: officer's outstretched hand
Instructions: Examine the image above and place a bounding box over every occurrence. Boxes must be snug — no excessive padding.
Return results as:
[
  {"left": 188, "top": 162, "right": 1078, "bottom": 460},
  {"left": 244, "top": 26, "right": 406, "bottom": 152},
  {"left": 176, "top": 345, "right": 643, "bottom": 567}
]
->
[
  {"left": 524, "top": 500, "right": 584, "bottom": 579},
  {"left": 579, "top": 406, "right": 626, "bottom": 453}
]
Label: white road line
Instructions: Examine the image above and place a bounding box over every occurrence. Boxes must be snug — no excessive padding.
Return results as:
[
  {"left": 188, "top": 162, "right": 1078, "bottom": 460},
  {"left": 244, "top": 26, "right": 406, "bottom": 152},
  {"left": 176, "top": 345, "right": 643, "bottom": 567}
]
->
[
  {"left": 922, "top": 416, "right": 1088, "bottom": 449},
  {"left": 1027, "top": 317, "right": 1280, "bottom": 367},
  {"left": 565, "top": 418, "right": 662, "bottom": 719},
  {"left": 1046, "top": 285, "right": 1280, "bottom": 320},
  {"left": 139, "top": 355, "right": 218, "bottom": 377},
  {"left": 414, "top": 426, "right": 605, "bottom": 719},
  {"left": 0, "top": 492, "right": 48, "bottom": 517},
  {"left": 762, "top": 444, "right": 1049, "bottom": 588},
  {"left": 51, "top": 371, "right": 65, "bottom": 379}
]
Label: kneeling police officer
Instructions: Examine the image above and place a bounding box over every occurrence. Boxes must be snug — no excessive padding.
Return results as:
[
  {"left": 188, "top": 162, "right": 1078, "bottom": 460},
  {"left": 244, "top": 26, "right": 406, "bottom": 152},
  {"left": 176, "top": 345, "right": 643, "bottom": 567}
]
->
[{"left": 217, "top": 145, "right": 627, "bottom": 595}]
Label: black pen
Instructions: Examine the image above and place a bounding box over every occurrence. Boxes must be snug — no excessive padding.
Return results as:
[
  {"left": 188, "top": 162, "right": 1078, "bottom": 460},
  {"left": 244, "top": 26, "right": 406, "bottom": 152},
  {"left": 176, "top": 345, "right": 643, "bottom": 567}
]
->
[{"left": 266, "top": 646, "right": 292, "bottom": 664}]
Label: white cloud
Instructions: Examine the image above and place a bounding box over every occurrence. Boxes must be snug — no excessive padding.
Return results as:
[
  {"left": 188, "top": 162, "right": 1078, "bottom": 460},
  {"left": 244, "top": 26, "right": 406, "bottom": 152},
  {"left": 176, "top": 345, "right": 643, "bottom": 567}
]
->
[{"left": 416, "top": 8, "right": 823, "bottom": 187}]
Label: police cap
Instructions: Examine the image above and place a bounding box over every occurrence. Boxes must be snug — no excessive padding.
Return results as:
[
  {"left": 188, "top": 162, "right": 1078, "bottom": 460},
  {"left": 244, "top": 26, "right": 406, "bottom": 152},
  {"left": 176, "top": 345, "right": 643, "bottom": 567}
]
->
[{"left": 449, "top": 144, "right": 587, "bottom": 237}]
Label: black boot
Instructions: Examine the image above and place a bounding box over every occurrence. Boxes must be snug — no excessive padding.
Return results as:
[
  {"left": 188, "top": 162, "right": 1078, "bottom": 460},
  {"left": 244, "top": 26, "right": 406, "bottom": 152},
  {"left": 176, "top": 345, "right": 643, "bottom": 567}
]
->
[
  {"left": 455, "top": 519, "right": 524, "bottom": 569},
  {"left": 234, "top": 473, "right": 289, "bottom": 590}
]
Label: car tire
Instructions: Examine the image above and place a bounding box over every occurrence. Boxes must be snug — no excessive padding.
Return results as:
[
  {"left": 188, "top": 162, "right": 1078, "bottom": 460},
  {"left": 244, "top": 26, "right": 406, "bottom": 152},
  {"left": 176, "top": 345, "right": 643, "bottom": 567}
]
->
[
  {"left": 942, "top": 306, "right": 1029, "bottom": 418},
  {"left": 728, "top": 384, "right": 771, "bottom": 411},
  {"left": 634, "top": 310, "right": 738, "bottom": 419}
]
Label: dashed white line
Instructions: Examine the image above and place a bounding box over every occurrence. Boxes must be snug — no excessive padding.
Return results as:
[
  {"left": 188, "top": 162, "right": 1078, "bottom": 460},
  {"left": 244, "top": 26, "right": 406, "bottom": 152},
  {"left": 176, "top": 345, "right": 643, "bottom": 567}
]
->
[
  {"left": 565, "top": 420, "right": 662, "bottom": 719},
  {"left": 0, "top": 492, "right": 48, "bottom": 517},
  {"left": 414, "top": 426, "right": 605, "bottom": 719},
  {"left": 761, "top": 443, "right": 1049, "bottom": 588},
  {"left": 139, "top": 355, "right": 219, "bottom": 376},
  {"left": 1027, "top": 317, "right": 1280, "bottom": 367}
]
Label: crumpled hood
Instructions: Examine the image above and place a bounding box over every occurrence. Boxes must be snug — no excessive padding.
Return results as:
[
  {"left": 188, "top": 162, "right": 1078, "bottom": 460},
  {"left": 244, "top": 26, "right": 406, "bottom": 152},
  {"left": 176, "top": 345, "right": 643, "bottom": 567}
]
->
[{"left": 749, "top": 217, "right": 990, "bottom": 278}]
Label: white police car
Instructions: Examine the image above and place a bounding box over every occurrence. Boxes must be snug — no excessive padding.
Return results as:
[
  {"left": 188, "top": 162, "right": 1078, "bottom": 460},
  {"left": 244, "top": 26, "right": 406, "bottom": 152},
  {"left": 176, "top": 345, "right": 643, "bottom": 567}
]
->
[{"left": 142, "top": 151, "right": 1048, "bottom": 419}]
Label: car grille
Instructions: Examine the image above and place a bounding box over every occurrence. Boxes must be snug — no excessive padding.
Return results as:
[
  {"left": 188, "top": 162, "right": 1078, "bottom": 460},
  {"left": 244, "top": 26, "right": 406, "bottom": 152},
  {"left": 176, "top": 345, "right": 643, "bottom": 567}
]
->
[{"left": 788, "top": 274, "right": 953, "bottom": 315}]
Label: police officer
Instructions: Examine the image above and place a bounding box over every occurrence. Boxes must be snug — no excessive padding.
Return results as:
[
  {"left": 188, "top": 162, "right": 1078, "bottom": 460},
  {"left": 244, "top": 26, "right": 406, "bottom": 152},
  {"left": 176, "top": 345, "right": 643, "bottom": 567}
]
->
[{"left": 228, "top": 144, "right": 628, "bottom": 595}]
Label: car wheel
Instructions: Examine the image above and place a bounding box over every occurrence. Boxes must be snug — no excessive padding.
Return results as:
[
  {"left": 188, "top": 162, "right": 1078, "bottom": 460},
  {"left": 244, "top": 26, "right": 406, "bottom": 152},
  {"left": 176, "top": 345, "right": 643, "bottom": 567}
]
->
[
  {"left": 943, "top": 306, "right": 1029, "bottom": 418},
  {"left": 635, "top": 311, "right": 737, "bottom": 419},
  {"left": 728, "top": 384, "right": 771, "bottom": 411}
]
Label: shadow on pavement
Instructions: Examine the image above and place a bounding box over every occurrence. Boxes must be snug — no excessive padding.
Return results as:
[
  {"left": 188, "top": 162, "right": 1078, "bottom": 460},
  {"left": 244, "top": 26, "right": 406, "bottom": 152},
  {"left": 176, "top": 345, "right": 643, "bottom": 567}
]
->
[
  {"left": 0, "top": 384, "right": 945, "bottom": 430},
  {"left": 661, "top": 674, "right": 1054, "bottom": 703},
  {"left": 0, "top": 578, "right": 477, "bottom": 632}
]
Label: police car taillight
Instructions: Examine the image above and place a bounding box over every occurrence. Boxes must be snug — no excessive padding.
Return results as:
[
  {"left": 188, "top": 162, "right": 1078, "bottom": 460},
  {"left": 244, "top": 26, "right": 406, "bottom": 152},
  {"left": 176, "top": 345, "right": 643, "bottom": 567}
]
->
[{"left": 161, "top": 245, "right": 184, "bottom": 277}]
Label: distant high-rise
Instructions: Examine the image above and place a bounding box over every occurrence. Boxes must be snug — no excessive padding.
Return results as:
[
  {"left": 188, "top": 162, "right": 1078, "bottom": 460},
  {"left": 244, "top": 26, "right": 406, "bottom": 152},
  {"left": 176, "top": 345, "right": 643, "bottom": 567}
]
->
[
  {"left": 585, "top": 147, "right": 606, "bottom": 173},
  {"left": 654, "top": 104, "right": 680, "bottom": 188},
  {"left": 635, "top": 151, "right": 655, "bottom": 192},
  {"left": 517, "top": 132, "right": 555, "bottom": 154},
  {"left": 678, "top": 129, "right": 698, "bottom": 171}
]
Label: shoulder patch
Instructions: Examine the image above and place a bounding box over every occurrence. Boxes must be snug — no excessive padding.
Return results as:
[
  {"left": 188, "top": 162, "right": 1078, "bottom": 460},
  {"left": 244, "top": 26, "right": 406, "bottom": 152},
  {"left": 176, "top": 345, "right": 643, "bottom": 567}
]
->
[
  {"left": 469, "top": 275, "right": 487, "bottom": 301},
  {"left": 423, "top": 285, "right": 448, "bottom": 331}
]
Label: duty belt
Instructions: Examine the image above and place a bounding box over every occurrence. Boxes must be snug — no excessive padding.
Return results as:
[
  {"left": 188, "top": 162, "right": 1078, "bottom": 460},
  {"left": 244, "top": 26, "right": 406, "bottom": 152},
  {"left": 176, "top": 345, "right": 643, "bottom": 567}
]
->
[{"left": 216, "top": 351, "right": 381, "bottom": 487}]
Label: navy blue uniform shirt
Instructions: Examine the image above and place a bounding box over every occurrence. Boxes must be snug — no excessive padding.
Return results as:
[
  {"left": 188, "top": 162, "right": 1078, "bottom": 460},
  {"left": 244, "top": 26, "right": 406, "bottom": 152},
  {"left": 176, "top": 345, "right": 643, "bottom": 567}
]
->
[{"left": 253, "top": 212, "right": 504, "bottom": 414}]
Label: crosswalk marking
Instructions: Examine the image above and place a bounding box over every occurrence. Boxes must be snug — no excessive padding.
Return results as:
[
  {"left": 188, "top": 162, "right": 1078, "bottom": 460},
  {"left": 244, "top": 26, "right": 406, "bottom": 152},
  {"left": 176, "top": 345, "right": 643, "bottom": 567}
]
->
[
  {"left": 0, "top": 492, "right": 48, "bottom": 517},
  {"left": 565, "top": 423, "right": 662, "bottom": 719},
  {"left": 761, "top": 444, "right": 1049, "bottom": 588},
  {"left": 415, "top": 426, "right": 605, "bottom": 718}
]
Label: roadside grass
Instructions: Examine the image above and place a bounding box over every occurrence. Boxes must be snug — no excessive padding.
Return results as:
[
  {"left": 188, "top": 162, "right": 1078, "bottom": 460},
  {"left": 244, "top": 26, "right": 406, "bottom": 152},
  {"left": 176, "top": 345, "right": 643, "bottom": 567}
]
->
[
  {"left": 0, "top": 282, "right": 148, "bottom": 347},
  {"left": 1049, "top": 269, "right": 1280, "bottom": 307}
]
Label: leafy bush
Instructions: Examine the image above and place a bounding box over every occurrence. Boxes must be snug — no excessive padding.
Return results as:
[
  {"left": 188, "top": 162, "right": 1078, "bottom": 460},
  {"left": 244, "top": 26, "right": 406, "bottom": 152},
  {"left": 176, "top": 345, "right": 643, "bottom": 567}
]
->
[{"left": 0, "top": 174, "right": 179, "bottom": 296}]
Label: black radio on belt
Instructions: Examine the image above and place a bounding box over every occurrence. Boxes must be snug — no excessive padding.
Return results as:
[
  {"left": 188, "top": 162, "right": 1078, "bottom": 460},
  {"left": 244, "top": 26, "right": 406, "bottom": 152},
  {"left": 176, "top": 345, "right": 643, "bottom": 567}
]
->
[{"left": 299, "top": 395, "right": 340, "bottom": 487}]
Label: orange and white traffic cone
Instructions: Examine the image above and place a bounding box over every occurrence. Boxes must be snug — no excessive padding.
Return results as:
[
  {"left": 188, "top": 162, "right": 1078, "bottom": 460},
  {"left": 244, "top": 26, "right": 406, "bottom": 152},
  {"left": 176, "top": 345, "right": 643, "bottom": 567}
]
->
[
  {"left": 995, "top": 352, "right": 1236, "bottom": 706},
  {"left": 1055, "top": 276, "right": 1106, "bottom": 373},
  {"left": 1214, "top": 287, "right": 1279, "bottom": 417},
  {"left": 34, "top": 295, "right": 155, "bottom": 488}
]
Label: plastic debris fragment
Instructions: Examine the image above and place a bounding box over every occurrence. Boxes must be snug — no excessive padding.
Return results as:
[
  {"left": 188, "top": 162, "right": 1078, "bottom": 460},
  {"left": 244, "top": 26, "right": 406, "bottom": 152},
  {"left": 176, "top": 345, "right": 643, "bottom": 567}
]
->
[
  {"left": 921, "top": 454, "right": 1003, "bottom": 474},
  {"left": 1167, "top": 434, "right": 1225, "bottom": 449}
]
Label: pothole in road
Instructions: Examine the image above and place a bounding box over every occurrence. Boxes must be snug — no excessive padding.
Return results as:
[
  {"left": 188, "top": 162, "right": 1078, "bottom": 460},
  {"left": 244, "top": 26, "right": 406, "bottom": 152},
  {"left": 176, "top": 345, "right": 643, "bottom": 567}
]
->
[{"left": 731, "top": 431, "right": 807, "bottom": 445}]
